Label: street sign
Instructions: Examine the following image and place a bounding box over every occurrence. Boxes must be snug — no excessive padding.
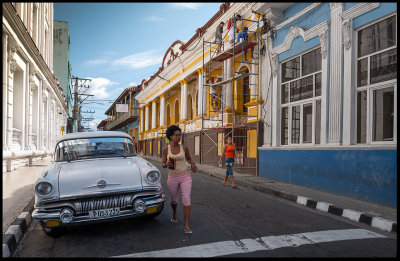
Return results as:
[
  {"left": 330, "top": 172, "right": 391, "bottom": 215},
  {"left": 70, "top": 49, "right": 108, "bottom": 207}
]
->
[{"left": 116, "top": 104, "right": 128, "bottom": 112}]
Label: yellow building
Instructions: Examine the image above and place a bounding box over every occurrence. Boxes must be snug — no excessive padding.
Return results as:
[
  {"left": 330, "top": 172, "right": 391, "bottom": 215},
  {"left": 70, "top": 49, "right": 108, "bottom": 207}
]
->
[{"left": 135, "top": 3, "right": 264, "bottom": 175}]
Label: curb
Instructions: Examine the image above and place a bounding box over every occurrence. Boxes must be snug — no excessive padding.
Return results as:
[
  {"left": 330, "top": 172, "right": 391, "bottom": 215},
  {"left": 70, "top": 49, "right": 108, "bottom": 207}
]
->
[
  {"left": 142, "top": 155, "right": 397, "bottom": 234},
  {"left": 2, "top": 197, "right": 35, "bottom": 258}
]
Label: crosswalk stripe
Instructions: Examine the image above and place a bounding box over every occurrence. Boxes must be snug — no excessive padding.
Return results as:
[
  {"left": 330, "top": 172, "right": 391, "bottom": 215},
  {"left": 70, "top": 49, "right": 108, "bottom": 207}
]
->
[{"left": 112, "top": 228, "right": 386, "bottom": 257}]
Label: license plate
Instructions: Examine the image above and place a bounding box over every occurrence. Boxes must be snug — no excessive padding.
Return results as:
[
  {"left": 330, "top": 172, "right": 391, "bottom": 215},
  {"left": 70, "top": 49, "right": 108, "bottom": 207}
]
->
[{"left": 88, "top": 207, "right": 120, "bottom": 219}]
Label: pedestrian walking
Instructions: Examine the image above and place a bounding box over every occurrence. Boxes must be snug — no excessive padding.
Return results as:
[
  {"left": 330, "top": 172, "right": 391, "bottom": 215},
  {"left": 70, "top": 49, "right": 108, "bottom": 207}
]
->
[
  {"left": 162, "top": 125, "right": 197, "bottom": 234},
  {"left": 218, "top": 136, "right": 238, "bottom": 188}
]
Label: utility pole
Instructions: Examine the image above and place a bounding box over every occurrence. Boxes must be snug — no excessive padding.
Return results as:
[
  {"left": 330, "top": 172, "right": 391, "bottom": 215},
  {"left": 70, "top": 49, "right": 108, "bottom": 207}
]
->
[{"left": 71, "top": 76, "right": 93, "bottom": 132}]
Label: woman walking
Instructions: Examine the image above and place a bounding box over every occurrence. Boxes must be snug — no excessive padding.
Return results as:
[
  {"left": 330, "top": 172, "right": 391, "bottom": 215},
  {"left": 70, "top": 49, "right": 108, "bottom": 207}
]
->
[
  {"left": 218, "top": 136, "right": 238, "bottom": 188},
  {"left": 162, "top": 125, "right": 197, "bottom": 234}
]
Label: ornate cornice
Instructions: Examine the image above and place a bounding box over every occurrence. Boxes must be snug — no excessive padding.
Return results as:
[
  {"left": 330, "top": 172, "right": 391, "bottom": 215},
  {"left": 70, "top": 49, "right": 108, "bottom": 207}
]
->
[
  {"left": 271, "top": 53, "right": 278, "bottom": 77},
  {"left": 30, "top": 71, "right": 38, "bottom": 90},
  {"left": 340, "top": 3, "right": 379, "bottom": 21},
  {"left": 273, "top": 21, "right": 330, "bottom": 55},
  {"left": 180, "top": 79, "right": 189, "bottom": 85},
  {"left": 329, "top": 3, "right": 343, "bottom": 10},
  {"left": 7, "top": 35, "right": 18, "bottom": 61},
  {"left": 9, "top": 58, "right": 17, "bottom": 73},
  {"left": 319, "top": 29, "right": 329, "bottom": 59},
  {"left": 275, "top": 3, "right": 320, "bottom": 30},
  {"left": 342, "top": 18, "right": 351, "bottom": 50}
]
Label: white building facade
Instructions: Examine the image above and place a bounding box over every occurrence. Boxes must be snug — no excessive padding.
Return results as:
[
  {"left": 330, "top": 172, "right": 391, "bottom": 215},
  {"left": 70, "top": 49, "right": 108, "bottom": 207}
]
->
[{"left": 3, "top": 3, "right": 68, "bottom": 172}]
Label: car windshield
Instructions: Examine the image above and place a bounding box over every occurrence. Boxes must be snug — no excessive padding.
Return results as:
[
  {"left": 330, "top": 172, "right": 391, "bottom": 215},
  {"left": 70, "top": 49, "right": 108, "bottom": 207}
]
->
[{"left": 54, "top": 137, "right": 136, "bottom": 162}]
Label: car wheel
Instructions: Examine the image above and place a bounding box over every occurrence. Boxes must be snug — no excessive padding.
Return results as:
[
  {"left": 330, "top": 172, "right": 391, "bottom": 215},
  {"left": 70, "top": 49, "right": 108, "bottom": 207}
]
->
[
  {"left": 40, "top": 221, "right": 66, "bottom": 238},
  {"left": 146, "top": 203, "right": 164, "bottom": 219}
]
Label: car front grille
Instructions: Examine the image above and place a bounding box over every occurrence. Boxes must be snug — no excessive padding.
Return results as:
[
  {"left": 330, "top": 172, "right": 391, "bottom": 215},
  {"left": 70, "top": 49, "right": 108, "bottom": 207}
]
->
[{"left": 75, "top": 194, "right": 132, "bottom": 214}]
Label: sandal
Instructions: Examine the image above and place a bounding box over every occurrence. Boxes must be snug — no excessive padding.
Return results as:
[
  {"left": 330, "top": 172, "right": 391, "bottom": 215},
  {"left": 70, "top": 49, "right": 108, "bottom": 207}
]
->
[
  {"left": 222, "top": 183, "right": 228, "bottom": 187},
  {"left": 170, "top": 217, "right": 177, "bottom": 223},
  {"left": 184, "top": 228, "right": 192, "bottom": 234},
  {"left": 232, "top": 185, "right": 238, "bottom": 189}
]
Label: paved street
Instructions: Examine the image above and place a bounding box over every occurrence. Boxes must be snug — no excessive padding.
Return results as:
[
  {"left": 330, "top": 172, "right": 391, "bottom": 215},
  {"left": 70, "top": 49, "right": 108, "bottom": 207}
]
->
[{"left": 14, "top": 160, "right": 396, "bottom": 257}]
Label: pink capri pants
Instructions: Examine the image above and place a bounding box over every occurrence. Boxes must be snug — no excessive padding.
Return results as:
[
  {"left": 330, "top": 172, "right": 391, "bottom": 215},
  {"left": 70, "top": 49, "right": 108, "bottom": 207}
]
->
[{"left": 167, "top": 173, "right": 192, "bottom": 206}]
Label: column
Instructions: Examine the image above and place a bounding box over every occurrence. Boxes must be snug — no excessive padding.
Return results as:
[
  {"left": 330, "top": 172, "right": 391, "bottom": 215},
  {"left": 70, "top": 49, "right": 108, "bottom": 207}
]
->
[
  {"left": 225, "top": 58, "right": 233, "bottom": 108},
  {"left": 342, "top": 18, "right": 355, "bottom": 145},
  {"left": 7, "top": 59, "right": 17, "bottom": 150},
  {"left": 145, "top": 104, "right": 149, "bottom": 131},
  {"left": 328, "top": 3, "right": 343, "bottom": 144},
  {"left": 160, "top": 93, "right": 165, "bottom": 127},
  {"left": 180, "top": 79, "right": 188, "bottom": 121},
  {"left": 140, "top": 107, "right": 144, "bottom": 133},
  {"left": 151, "top": 99, "right": 156, "bottom": 130},
  {"left": 28, "top": 82, "right": 35, "bottom": 149},
  {"left": 320, "top": 28, "right": 329, "bottom": 145},
  {"left": 261, "top": 33, "right": 271, "bottom": 146},
  {"left": 196, "top": 68, "right": 204, "bottom": 115},
  {"left": 3, "top": 32, "right": 8, "bottom": 150}
]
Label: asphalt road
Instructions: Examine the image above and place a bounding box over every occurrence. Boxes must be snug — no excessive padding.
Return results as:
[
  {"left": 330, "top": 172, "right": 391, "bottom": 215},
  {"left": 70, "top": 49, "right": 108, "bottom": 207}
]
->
[{"left": 15, "top": 161, "right": 397, "bottom": 257}]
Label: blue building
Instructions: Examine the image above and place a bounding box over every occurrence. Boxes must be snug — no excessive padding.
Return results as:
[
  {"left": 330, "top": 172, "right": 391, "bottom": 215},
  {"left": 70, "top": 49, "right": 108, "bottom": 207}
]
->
[{"left": 254, "top": 3, "right": 397, "bottom": 207}]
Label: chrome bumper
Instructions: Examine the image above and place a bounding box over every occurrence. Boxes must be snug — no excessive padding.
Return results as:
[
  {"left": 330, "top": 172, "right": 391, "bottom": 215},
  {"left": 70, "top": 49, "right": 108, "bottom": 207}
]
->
[{"left": 32, "top": 195, "right": 165, "bottom": 227}]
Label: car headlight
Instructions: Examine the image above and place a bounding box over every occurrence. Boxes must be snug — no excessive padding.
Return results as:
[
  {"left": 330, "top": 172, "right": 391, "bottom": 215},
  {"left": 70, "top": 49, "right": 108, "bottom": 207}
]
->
[
  {"left": 146, "top": 171, "right": 160, "bottom": 184},
  {"left": 35, "top": 182, "right": 53, "bottom": 195}
]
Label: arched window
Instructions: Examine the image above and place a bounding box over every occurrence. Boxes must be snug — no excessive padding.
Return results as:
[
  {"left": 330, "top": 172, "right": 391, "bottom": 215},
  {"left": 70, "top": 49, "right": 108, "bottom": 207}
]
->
[
  {"left": 174, "top": 100, "right": 180, "bottom": 124},
  {"left": 187, "top": 93, "right": 192, "bottom": 120},
  {"left": 237, "top": 67, "right": 250, "bottom": 113},
  {"left": 195, "top": 90, "right": 198, "bottom": 117},
  {"left": 166, "top": 104, "right": 171, "bottom": 126}
]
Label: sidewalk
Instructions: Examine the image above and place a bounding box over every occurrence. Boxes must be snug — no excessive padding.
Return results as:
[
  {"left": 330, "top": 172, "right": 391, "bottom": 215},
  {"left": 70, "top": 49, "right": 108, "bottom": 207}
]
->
[
  {"left": 2, "top": 156, "right": 52, "bottom": 257},
  {"left": 141, "top": 154, "right": 397, "bottom": 234}
]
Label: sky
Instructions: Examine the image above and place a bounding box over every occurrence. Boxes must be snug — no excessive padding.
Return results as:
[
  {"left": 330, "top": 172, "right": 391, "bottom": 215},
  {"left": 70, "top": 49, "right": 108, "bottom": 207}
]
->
[{"left": 54, "top": 3, "right": 222, "bottom": 131}]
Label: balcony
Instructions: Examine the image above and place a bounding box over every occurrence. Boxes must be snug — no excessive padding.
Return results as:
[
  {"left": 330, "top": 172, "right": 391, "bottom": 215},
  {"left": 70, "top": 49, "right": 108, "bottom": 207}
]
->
[{"left": 106, "top": 105, "right": 139, "bottom": 130}]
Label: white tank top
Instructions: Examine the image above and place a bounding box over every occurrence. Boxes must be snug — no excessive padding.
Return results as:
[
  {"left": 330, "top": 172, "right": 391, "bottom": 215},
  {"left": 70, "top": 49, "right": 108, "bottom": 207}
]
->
[{"left": 167, "top": 144, "right": 188, "bottom": 177}]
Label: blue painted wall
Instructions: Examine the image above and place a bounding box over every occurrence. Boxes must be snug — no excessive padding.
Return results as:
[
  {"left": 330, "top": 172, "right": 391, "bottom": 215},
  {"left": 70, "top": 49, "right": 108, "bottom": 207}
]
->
[
  {"left": 353, "top": 2, "right": 397, "bottom": 29},
  {"left": 274, "top": 3, "right": 331, "bottom": 62},
  {"left": 258, "top": 149, "right": 397, "bottom": 208}
]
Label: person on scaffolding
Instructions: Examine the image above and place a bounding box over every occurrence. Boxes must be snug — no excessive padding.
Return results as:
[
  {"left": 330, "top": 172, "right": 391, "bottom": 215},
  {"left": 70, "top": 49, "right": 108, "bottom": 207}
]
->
[
  {"left": 227, "top": 14, "right": 240, "bottom": 45},
  {"left": 215, "top": 21, "right": 224, "bottom": 55},
  {"left": 237, "top": 26, "right": 251, "bottom": 61},
  {"left": 209, "top": 78, "right": 219, "bottom": 112}
]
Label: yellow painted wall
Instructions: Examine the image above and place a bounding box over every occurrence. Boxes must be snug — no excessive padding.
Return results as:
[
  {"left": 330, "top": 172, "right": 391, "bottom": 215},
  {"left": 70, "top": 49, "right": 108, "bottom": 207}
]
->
[{"left": 247, "top": 129, "right": 257, "bottom": 158}]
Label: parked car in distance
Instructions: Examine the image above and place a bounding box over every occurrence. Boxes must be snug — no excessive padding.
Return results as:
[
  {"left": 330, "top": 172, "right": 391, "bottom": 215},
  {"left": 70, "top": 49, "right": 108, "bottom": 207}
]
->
[{"left": 32, "top": 131, "right": 165, "bottom": 237}]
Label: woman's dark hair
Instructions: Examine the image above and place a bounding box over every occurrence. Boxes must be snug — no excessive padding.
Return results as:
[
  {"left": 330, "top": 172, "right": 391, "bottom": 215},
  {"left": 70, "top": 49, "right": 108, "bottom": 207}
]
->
[{"left": 166, "top": 125, "right": 181, "bottom": 141}]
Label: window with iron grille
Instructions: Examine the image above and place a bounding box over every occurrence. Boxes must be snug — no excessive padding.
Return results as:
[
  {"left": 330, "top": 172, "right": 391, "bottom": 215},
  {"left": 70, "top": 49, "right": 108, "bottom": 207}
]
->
[
  {"left": 356, "top": 14, "right": 397, "bottom": 144},
  {"left": 280, "top": 47, "right": 322, "bottom": 146}
]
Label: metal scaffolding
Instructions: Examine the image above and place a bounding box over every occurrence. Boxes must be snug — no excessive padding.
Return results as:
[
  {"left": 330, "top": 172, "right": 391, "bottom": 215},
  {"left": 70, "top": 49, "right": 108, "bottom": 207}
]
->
[{"left": 201, "top": 14, "right": 262, "bottom": 176}]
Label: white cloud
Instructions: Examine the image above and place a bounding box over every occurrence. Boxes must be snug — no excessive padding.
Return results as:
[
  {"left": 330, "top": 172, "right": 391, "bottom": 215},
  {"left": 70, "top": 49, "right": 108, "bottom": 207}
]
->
[
  {"left": 144, "top": 15, "right": 165, "bottom": 22},
  {"left": 112, "top": 50, "right": 162, "bottom": 70},
  {"left": 84, "top": 58, "right": 108, "bottom": 66},
  {"left": 168, "top": 3, "right": 202, "bottom": 9},
  {"left": 86, "top": 77, "right": 118, "bottom": 99},
  {"left": 89, "top": 120, "right": 100, "bottom": 128},
  {"left": 128, "top": 82, "right": 137, "bottom": 86}
]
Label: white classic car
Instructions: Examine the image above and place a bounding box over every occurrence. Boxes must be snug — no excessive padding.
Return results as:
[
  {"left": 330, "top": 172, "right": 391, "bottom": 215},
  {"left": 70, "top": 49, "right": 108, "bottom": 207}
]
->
[{"left": 32, "top": 131, "right": 165, "bottom": 237}]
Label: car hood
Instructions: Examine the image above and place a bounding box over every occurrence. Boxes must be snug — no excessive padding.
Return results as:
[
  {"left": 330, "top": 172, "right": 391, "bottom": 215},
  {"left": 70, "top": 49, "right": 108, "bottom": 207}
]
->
[{"left": 58, "top": 157, "right": 142, "bottom": 197}]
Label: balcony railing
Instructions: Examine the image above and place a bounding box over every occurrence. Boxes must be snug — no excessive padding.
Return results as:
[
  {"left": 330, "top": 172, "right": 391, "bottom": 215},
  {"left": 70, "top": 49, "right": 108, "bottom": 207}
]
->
[{"left": 106, "top": 105, "right": 138, "bottom": 130}]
